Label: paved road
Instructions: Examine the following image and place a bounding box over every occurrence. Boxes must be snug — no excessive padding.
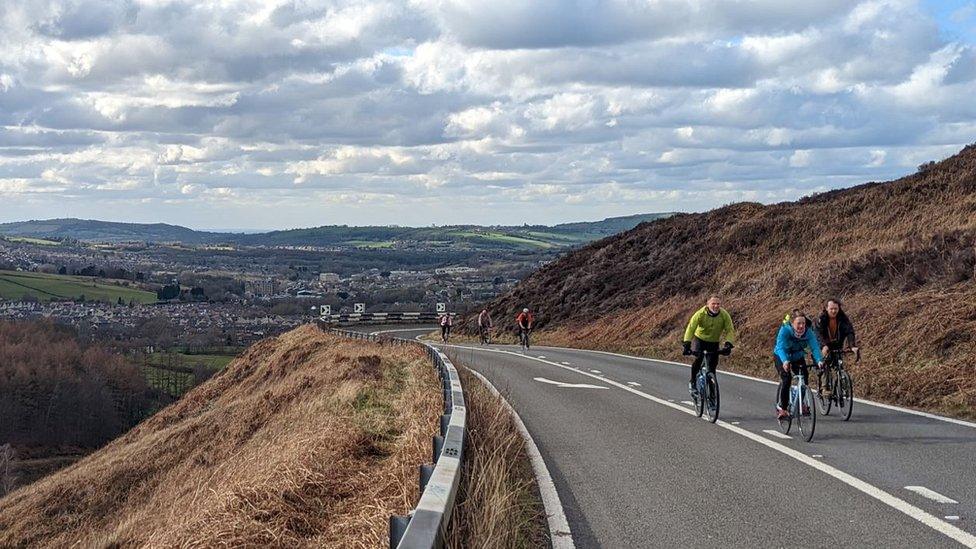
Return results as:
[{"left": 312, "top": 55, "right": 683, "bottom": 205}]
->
[{"left": 360, "top": 325, "right": 976, "bottom": 548}]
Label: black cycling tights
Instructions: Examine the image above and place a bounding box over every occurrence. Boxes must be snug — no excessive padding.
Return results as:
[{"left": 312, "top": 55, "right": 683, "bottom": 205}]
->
[{"left": 690, "top": 338, "right": 720, "bottom": 383}]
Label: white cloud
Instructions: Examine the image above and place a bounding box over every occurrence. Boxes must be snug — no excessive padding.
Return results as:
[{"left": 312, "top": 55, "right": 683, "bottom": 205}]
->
[{"left": 0, "top": 0, "right": 974, "bottom": 228}]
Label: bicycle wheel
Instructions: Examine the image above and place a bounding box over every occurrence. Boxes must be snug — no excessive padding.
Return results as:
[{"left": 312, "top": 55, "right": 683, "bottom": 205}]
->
[
  {"left": 837, "top": 371, "right": 854, "bottom": 421},
  {"left": 797, "top": 386, "right": 816, "bottom": 442},
  {"left": 816, "top": 369, "right": 833, "bottom": 416},
  {"left": 705, "top": 372, "right": 720, "bottom": 423}
]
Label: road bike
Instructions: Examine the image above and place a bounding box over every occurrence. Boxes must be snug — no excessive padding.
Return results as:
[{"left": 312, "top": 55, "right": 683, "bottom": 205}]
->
[
  {"left": 777, "top": 361, "right": 817, "bottom": 442},
  {"left": 518, "top": 328, "right": 531, "bottom": 351},
  {"left": 816, "top": 349, "right": 858, "bottom": 421},
  {"left": 479, "top": 325, "right": 492, "bottom": 345},
  {"left": 689, "top": 349, "right": 722, "bottom": 423}
]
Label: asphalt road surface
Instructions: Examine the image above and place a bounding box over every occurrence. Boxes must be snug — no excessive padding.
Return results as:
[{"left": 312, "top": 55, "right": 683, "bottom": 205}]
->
[{"left": 358, "top": 325, "right": 976, "bottom": 548}]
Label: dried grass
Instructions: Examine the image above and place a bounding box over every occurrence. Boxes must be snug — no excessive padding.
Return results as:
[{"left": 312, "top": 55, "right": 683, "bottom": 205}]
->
[
  {"left": 0, "top": 324, "right": 439, "bottom": 548},
  {"left": 447, "top": 367, "right": 548, "bottom": 549}
]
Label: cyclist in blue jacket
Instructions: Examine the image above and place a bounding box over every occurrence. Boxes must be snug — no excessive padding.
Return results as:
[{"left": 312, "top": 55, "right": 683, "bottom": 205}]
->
[{"left": 773, "top": 310, "right": 824, "bottom": 419}]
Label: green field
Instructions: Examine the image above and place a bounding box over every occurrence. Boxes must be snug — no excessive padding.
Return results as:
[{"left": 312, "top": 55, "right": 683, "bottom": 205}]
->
[
  {"left": 0, "top": 270, "right": 157, "bottom": 304},
  {"left": 4, "top": 236, "right": 61, "bottom": 246},
  {"left": 453, "top": 231, "right": 555, "bottom": 249},
  {"left": 147, "top": 352, "right": 237, "bottom": 370},
  {"left": 345, "top": 240, "right": 395, "bottom": 249}
]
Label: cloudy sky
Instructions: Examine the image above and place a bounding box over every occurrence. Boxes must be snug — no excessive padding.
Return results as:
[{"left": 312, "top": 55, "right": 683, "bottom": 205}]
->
[{"left": 1, "top": 0, "right": 975, "bottom": 229}]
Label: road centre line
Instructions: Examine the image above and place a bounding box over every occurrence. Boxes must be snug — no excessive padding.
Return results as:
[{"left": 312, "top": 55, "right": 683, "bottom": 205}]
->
[
  {"left": 441, "top": 343, "right": 976, "bottom": 548},
  {"left": 546, "top": 346, "right": 976, "bottom": 430}
]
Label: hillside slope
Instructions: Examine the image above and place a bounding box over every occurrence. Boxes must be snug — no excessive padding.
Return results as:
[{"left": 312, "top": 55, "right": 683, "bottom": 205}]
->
[
  {"left": 0, "top": 325, "right": 438, "bottom": 547},
  {"left": 483, "top": 144, "right": 976, "bottom": 418}
]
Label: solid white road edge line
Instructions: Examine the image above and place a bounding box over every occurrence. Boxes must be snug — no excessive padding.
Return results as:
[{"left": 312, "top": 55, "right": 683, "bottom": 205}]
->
[
  {"left": 905, "top": 486, "right": 960, "bottom": 505},
  {"left": 464, "top": 367, "right": 576, "bottom": 549},
  {"left": 445, "top": 343, "right": 976, "bottom": 548},
  {"left": 535, "top": 346, "right": 976, "bottom": 430},
  {"left": 762, "top": 429, "right": 792, "bottom": 440}
]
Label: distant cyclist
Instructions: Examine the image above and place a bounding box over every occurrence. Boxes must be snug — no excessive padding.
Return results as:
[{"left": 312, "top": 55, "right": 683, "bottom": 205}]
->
[
  {"left": 682, "top": 295, "right": 736, "bottom": 394},
  {"left": 478, "top": 308, "right": 493, "bottom": 344},
  {"left": 439, "top": 312, "right": 453, "bottom": 342},
  {"left": 817, "top": 298, "right": 858, "bottom": 356},
  {"left": 516, "top": 308, "right": 534, "bottom": 348},
  {"left": 774, "top": 311, "right": 824, "bottom": 419}
]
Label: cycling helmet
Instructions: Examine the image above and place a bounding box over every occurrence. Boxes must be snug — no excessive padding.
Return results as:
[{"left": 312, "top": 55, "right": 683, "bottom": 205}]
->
[{"left": 523, "top": 308, "right": 529, "bottom": 313}]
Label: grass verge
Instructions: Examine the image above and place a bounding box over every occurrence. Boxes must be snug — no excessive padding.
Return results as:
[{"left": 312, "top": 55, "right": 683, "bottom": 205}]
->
[{"left": 446, "top": 365, "right": 550, "bottom": 548}]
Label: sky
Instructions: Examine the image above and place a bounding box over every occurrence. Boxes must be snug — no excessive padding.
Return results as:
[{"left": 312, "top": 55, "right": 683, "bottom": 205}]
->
[{"left": 1, "top": 1, "right": 975, "bottom": 230}]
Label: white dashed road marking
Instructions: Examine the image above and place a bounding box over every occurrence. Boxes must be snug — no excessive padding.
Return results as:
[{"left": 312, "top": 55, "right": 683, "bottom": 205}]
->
[
  {"left": 762, "top": 429, "right": 792, "bottom": 440},
  {"left": 534, "top": 377, "right": 609, "bottom": 390},
  {"left": 905, "top": 486, "right": 959, "bottom": 504}
]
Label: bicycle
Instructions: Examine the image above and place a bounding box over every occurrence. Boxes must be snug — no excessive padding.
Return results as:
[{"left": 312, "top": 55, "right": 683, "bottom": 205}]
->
[
  {"left": 518, "top": 328, "right": 531, "bottom": 351},
  {"left": 689, "top": 349, "right": 724, "bottom": 423},
  {"left": 479, "top": 325, "right": 492, "bottom": 345},
  {"left": 816, "top": 349, "right": 858, "bottom": 421},
  {"left": 777, "top": 361, "right": 817, "bottom": 442}
]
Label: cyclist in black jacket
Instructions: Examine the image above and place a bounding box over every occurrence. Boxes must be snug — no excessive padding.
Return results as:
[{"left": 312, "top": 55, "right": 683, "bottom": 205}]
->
[{"left": 816, "top": 299, "right": 859, "bottom": 396}]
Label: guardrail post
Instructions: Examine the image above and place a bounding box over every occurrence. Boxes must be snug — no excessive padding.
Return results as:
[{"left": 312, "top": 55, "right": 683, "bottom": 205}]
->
[
  {"left": 419, "top": 463, "right": 435, "bottom": 491},
  {"left": 390, "top": 515, "right": 410, "bottom": 549},
  {"left": 432, "top": 435, "right": 444, "bottom": 462}
]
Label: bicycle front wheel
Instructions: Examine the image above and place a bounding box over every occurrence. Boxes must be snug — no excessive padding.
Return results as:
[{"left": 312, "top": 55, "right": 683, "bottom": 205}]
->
[
  {"left": 838, "top": 371, "right": 854, "bottom": 421},
  {"left": 797, "top": 386, "right": 817, "bottom": 442},
  {"left": 705, "top": 373, "right": 720, "bottom": 423}
]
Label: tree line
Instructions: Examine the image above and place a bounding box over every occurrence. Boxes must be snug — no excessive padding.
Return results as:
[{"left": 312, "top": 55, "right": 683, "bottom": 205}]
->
[{"left": 0, "top": 320, "right": 160, "bottom": 450}]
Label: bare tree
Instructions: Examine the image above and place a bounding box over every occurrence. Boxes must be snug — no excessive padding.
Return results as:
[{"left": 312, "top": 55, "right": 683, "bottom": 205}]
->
[{"left": 0, "top": 443, "right": 17, "bottom": 496}]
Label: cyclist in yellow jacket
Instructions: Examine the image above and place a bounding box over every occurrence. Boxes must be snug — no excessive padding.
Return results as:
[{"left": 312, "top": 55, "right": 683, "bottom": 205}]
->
[{"left": 682, "top": 296, "right": 736, "bottom": 393}]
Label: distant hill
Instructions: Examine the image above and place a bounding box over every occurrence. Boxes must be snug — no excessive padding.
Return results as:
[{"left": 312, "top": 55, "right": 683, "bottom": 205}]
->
[
  {"left": 0, "top": 219, "right": 212, "bottom": 244},
  {"left": 0, "top": 213, "right": 673, "bottom": 250},
  {"left": 478, "top": 144, "right": 976, "bottom": 419}
]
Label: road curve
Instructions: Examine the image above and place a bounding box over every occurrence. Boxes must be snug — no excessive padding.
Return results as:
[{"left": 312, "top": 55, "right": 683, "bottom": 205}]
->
[{"left": 362, "top": 326, "right": 976, "bottom": 548}]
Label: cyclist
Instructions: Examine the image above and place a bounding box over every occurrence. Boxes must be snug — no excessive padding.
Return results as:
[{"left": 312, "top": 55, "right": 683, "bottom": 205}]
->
[
  {"left": 682, "top": 296, "right": 735, "bottom": 394},
  {"left": 516, "top": 308, "right": 534, "bottom": 347},
  {"left": 816, "top": 299, "right": 858, "bottom": 396},
  {"left": 774, "top": 310, "right": 824, "bottom": 419},
  {"left": 439, "top": 312, "right": 452, "bottom": 342},
  {"left": 477, "top": 308, "right": 493, "bottom": 343}
]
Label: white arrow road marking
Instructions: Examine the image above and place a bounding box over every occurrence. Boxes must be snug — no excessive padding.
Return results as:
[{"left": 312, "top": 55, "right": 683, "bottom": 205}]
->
[
  {"left": 946, "top": 516, "right": 961, "bottom": 521},
  {"left": 533, "top": 377, "right": 608, "bottom": 390},
  {"left": 762, "top": 429, "right": 792, "bottom": 440},
  {"left": 905, "top": 486, "right": 959, "bottom": 504}
]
